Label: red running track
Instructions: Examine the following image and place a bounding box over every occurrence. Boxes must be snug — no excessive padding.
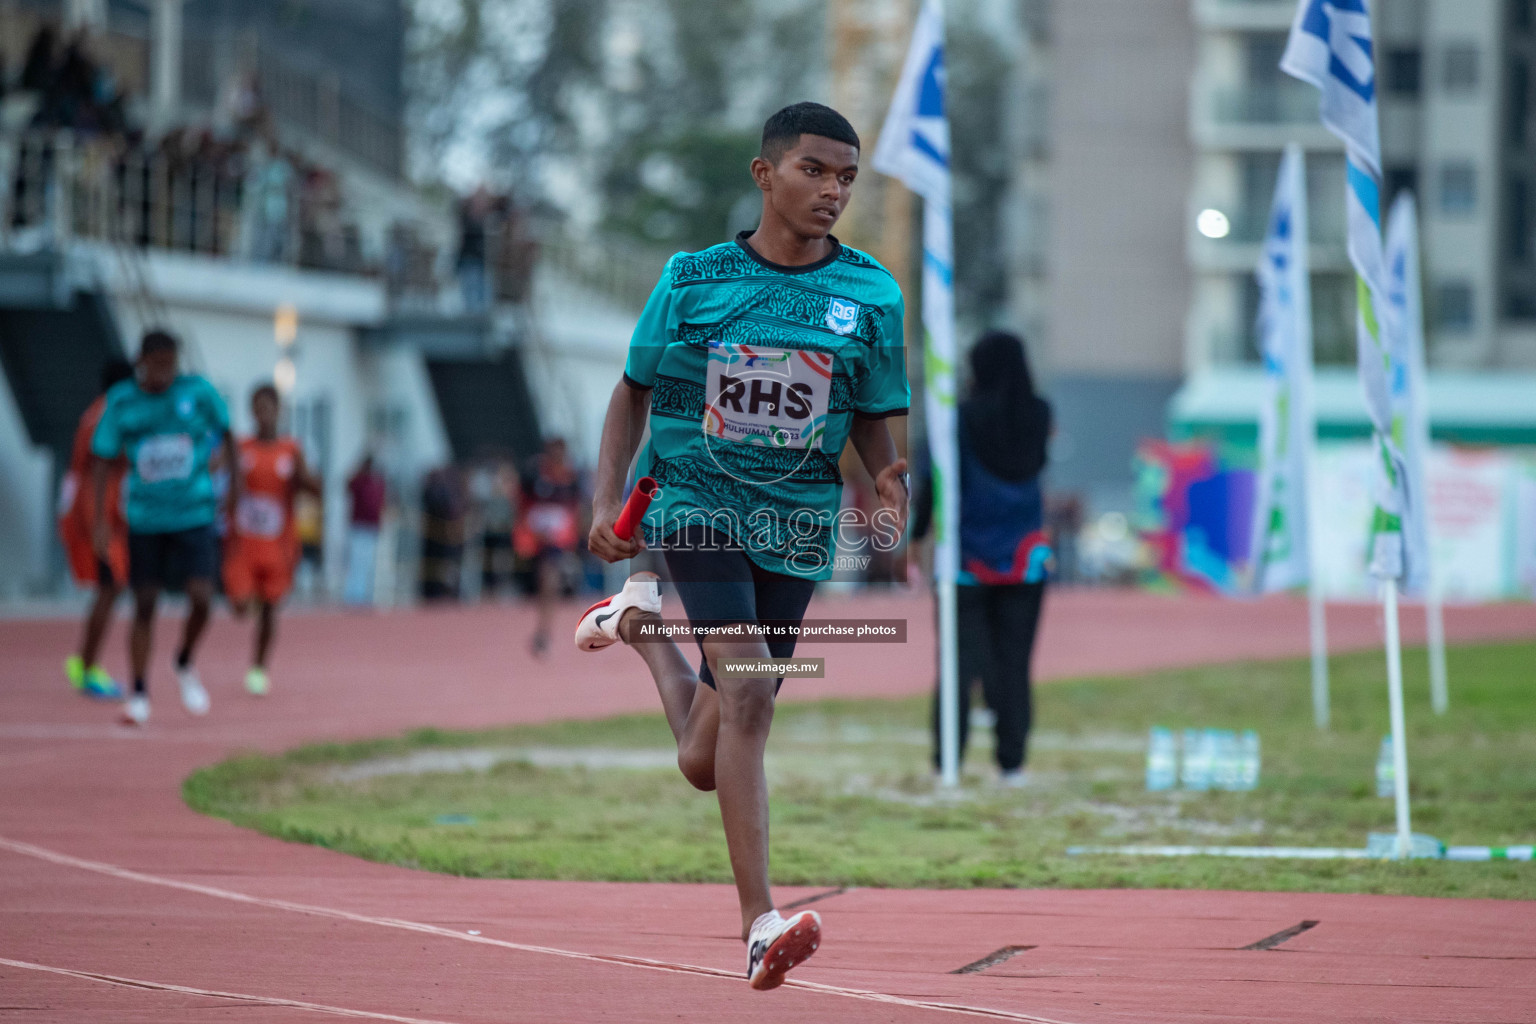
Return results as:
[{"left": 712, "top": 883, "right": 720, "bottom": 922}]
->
[{"left": 2, "top": 588, "right": 1535, "bottom": 1023}]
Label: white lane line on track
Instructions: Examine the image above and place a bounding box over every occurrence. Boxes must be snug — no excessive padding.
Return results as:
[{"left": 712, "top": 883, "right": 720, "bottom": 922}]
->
[
  {"left": 0, "top": 835, "right": 1074, "bottom": 1024},
  {"left": 0, "top": 955, "right": 465, "bottom": 1024}
]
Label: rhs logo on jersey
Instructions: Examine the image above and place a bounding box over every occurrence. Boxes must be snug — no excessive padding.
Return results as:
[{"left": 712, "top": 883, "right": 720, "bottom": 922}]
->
[
  {"left": 703, "top": 343, "right": 831, "bottom": 451},
  {"left": 825, "top": 297, "right": 860, "bottom": 336}
]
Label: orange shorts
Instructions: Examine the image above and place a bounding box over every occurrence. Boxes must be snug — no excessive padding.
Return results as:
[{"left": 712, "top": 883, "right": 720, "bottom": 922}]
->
[
  {"left": 223, "top": 539, "right": 295, "bottom": 605},
  {"left": 60, "top": 518, "right": 128, "bottom": 589}
]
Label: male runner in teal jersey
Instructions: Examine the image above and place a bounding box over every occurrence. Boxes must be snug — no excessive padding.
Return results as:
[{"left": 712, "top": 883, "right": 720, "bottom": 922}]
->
[
  {"left": 577, "top": 102, "right": 910, "bottom": 990},
  {"left": 91, "top": 330, "right": 239, "bottom": 725}
]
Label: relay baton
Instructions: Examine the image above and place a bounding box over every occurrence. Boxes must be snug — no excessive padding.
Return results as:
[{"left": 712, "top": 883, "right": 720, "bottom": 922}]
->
[{"left": 613, "top": 476, "right": 660, "bottom": 541}]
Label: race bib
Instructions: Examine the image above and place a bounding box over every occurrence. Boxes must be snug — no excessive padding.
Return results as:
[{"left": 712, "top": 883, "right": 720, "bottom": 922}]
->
[
  {"left": 703, "top": 344, "right": 832, "bottom": 449},
  {"left": 236, "top": 494, "right": 286, "bottom": 538},
  {"left": 136, "top": 433, "right": 194, "bottom": 483}
]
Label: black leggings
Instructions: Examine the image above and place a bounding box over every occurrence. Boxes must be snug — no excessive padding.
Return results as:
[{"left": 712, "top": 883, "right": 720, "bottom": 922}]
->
[
  {"left": 660, "top": 526, "right": 817, "bottom": 691},
  {"left": 931, "top": 581, "right": 1046, "bottom": 772}
]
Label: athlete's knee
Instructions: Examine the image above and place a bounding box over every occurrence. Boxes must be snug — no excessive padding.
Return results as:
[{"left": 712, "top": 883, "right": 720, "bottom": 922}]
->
[
  {"left": 677, "top": 747, "right": 716, "bottom": 791},
  {"left": 132, "top": 589, "right": 158, "bottom": 622},
  {"left": 716, "top": 678, "right": 775, "bottom": 733}
]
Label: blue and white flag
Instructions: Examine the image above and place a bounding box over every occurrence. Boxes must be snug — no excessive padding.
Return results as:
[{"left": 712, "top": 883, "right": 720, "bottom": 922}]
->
[
  {"left": 873, "top": 0, "right": 950, "bottom": 208},
  {"left": 1251, "top": 144, "right": 1316, "bottom": 593},
  {"left": 1282, "top": 0, "right": 1408, "bottom": 580},
  {"left": 1383, "top": 193, "right": 1432, "bottom": 596}
]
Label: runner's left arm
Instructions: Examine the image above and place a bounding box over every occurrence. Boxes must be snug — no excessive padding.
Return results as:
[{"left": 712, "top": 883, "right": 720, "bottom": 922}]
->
[
  {"left": 849, "top": 416, "right": 908, "bottom": 537},
  {"left": 848, "top": 291, "right": 912, "bottom": 536}
]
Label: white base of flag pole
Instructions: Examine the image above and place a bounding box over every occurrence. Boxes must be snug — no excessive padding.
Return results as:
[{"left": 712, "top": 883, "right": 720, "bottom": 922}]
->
[
  {"left": 1426, "top": 590, "right": 1449, "bottom": 714},
  {"left": 1382, "top": 579, "right": 1413, "bottom": 860},
  {"left": 937, "top": 575, "right": 960, "bottom": 788},
  {"left": 1307, "top": 583, "right": 1330, "bottom": 730}
]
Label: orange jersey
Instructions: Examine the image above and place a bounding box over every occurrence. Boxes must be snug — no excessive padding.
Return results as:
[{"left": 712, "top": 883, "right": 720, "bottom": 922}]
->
[
  {"left": 58, "top": 396, "right": 127, "bottom": 536},
  {"left": 231, "top": 436, "right": 303, "bottom": 557}
]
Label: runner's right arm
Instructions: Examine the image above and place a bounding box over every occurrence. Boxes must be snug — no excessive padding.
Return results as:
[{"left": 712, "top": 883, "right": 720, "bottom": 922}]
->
[
  {"left": 90, "top": 457, "right": 111, "bottom": 560},
  {"left": 587, "top": 380, "right": 650, "bottom": 563},
  {"left": 88, "top": 394, "right": 122, "bottom": 561},
  {"left": 588, "top": 258, "right": 675, "bottom": 564}
]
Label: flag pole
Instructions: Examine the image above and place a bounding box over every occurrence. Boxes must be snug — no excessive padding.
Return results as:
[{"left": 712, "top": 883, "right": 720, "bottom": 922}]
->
[
  {"left": 1405, "top": 201, "right": 1448, "bottom": 715},
  {"left": 928, "top": 194, "right": 962, "bottom": 789},
  {"left": 872, "top": 0, "right": 960, "bottom": 786},
  {"left": 1290, "top": 144, "right": 1330, "bottom": 730},
  {"left": 1389, "top": 192, "right": 1448, "bottom": 714},
  {"left": 1382, "top": 578, "right": 1413, "bottom": 858},
  {"left": 1282, "top": 0, "right": 1417, "bottom": 853}
]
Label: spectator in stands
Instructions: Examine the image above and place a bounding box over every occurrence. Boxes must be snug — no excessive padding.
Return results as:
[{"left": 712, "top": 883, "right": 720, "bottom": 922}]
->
[
  {"left": 240, "top": 134, "right": 293, "bottom": 263},
  {"left": 343, "top": 454, "right": 386, "bottom": 606},
  {"left": 456, "top": 185, "right": 494, "bottom": 312}
]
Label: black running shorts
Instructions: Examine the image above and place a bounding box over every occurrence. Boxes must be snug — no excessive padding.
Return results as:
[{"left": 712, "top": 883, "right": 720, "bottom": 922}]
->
[
  {"left": 659, "top": 525, "right": 817, "bottom": 691},
  {"left": 128, "top": 524, "right": 218, "bottom": 593}
]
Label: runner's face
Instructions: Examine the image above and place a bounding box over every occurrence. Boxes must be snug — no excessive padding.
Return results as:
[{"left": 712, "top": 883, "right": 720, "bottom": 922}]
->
[
  {"left": 139, "top": 350, "right": 177, "bottom": 393},
  {"left": 253, "top": 393, "right": 279, "bottom": 435},
  {"left": 766, "top": 135, "right": 859, "bottom": 239}
]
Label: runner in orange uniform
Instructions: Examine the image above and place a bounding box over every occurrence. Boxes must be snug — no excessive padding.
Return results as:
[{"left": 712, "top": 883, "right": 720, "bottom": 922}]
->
[
  {"left": 61, "top": 359, "right": 135, "bottom": 699},
  {"left": 223, "top": 384, "right": 319, "bottom": 696}
]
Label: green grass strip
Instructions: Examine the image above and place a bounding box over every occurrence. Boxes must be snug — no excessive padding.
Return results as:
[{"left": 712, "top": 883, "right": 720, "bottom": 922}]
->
[{"left": 186, "top": 640, "right": 1536, "bottom": 899}]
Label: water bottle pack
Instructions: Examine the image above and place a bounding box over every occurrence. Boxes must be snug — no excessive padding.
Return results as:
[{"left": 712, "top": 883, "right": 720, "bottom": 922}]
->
[{"left": 1146, "top": 727, "right": 1260, "bottom": 792}]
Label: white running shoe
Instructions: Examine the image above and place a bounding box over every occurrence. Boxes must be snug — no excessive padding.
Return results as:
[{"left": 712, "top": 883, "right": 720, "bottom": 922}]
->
[
  {"left": 121, "top": 695, "right": 150, "bottom": 726},
  {"left": 746, "top": 909, "right": 822, "bottom": 991},
  {"left": 573, "top": 572, "right": 662, "bottom": 652},
  {"left": 177, "top": 664, "right": 210, "bottom": 716}
]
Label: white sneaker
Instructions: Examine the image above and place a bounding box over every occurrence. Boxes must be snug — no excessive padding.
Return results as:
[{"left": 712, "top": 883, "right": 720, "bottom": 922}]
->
[
  {"left": 573, "top": 572, "right": 662, "bottom": 652},
  {"left": 121, "top": 695, "right": 150, "bottom": 726},
  {"left": 177, "top": 664, "right": 210, "bottom": 716},
  {"left": 999, "top": 768, "right": 1028, "bottom": 788},
  {"left": 746, "top": 909, "right": 821, "bottom": 991}
]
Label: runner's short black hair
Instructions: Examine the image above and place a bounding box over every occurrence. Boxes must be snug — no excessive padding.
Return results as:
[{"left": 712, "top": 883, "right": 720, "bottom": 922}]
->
[
  {"left": 100, "top": 358, "right": 133, "bottom": 393},
  {"left": 138, "top": 329, "right": 178, "bottom": 359},
  {"left": 760, "top": 102, "right": 860, "bottom": 165},
  {"left": 251, "top": 382, "right": 279, "bottom": 405}
]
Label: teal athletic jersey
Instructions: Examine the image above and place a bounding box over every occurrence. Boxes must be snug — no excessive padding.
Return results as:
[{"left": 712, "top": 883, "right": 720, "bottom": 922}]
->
[
  {"left": 624, "top": 232, "right": 909, "bottom": 580},
  {"left": 90, "top": 374, "right": 231, "bottom": 533}
]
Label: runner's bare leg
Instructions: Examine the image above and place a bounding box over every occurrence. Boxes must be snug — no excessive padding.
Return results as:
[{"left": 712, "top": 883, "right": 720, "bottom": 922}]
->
[
  {"left": 619, "top": 597, "right": 721, "bottom": 791},
  {"left": 78, "top": 583, "right": 120, "bottom": 666},
  {"left": 702, "top": 635, "right": 777, "bottom": 941},
  {"left": 255, "top": 601, "right": 276, "bottom": 669}
]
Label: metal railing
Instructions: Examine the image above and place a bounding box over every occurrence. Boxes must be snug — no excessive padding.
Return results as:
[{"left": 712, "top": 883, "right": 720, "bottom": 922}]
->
[
  {"left": 3, "top": 130, "right": 547, "bottom": 317},
  {"left": 1, "top": 128, "right": 366, "bottom": 274}
]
